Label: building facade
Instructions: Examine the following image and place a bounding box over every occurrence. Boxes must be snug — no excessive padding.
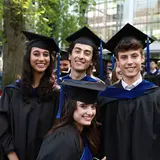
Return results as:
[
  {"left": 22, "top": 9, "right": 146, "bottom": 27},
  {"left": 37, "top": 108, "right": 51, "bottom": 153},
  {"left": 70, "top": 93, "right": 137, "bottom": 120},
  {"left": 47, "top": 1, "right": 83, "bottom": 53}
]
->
[{"left": 87, "top": 0, "right": 160, "bottom": 42}]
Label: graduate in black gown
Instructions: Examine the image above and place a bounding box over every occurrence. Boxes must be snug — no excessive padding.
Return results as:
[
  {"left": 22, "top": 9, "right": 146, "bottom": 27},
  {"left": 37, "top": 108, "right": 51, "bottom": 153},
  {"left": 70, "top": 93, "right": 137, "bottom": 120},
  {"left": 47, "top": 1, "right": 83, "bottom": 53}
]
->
[
  {"left": 37, "top": 80, "right": 107, "bottom": 160},
  {"left": 99, "top": 23, "right": 160, "bottom": 160},
  {"left": 0, "top": 31, "right": 59, "bottom": 160}
]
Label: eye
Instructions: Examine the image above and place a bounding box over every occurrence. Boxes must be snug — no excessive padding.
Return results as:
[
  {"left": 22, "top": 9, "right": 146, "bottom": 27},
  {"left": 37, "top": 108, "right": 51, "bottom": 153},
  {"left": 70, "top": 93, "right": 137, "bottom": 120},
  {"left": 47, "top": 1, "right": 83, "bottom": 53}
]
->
[
  {"left": 91, "top": 104, "right": 96, "bottom": 109},
  {"left": 84, "top": 51, "right": 91, "bottom": 56},
  {"left": 80, "top": 104, "right": 87, "bottom": 109},
  {"left": 32, "top": 51, "right": 40, "bottom": 56},
  {"left": 132, "top": 54, "right": 138, "bottom": 58},
  {"left": 43, "top": 52, "right": 49, "bottom": 57},
  {"left": 120, "top": 55, "right": 127, "bottom": 60}
]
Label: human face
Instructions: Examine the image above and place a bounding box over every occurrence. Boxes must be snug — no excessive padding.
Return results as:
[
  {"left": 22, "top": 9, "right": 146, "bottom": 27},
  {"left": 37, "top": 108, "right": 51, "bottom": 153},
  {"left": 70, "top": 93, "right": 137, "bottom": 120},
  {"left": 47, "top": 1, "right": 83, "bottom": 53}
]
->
[
  {"left": 116, "top": 49, "right": 144, "bottom": 82},
  {"left": 116, "top": 66, "right": 122, "bottom": 80},
  {"left": 150, "top": 61, "right": 157, "bottom": 70},
  {"left": 69, "top": 43, "right": 93, "bottom": 72},
  {"left": 30, "top": 47, "right": 50, "bottom": 74},
  {"left": 60, "top": 60, "right": 70, "bottom": 72},
  {"left": 73, "top": 101, "right": 96, "bottom": 131}
]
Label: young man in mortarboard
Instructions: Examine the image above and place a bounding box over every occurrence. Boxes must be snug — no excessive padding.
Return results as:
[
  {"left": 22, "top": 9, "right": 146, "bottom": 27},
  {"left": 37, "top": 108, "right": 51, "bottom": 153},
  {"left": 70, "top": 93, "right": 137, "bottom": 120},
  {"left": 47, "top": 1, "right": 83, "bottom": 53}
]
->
[
  {"left": 56, "top": 27, "right": 106, "bottom": 119},
  {"left": 99, "top": 23, "right": 160, "bottom": 160},
  {"left": 61, "top": 26, "right": 105, "bottom": 82}
]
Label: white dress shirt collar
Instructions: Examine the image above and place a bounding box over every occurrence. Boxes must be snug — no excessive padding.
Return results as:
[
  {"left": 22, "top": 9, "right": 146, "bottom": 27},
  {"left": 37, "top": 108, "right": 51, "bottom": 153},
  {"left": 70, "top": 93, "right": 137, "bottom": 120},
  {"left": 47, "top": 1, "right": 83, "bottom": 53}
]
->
[{"left": 122, "top": 75, "right": 143, "bottom": 91}]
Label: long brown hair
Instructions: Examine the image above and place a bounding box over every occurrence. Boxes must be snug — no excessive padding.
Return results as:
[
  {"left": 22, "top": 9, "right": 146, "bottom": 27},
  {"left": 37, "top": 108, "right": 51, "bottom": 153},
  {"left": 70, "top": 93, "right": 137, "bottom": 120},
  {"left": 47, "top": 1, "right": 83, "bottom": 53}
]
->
[
  {"left": 20, "top": 44, "right": 58, "bottom": 100},
  {"left": 48, "top": 99, "right": 100, "bottom": 156}
]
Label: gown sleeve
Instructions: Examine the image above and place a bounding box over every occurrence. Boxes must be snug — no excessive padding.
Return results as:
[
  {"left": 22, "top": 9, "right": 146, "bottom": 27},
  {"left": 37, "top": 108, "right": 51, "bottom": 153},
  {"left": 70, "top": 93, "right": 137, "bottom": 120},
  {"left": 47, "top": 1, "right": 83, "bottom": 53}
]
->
[
  {"left": 37, "top": 130, "right": 80, "bottom": 160},
  {"left": 0, "top": 88, "right": 15, "bottom": 155}
]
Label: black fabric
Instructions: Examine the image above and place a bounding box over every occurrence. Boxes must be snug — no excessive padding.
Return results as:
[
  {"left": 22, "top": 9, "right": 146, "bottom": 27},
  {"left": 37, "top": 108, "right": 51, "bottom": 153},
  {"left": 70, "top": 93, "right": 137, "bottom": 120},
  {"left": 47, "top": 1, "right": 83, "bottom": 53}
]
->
[
  {"left": 66, "top": 26, "right": 105, "bottom": 48},
  {"left": 104, "top": 23, "right": 154, "bottom": 53},
  {"left": 22, "top": 31, "right": 59, "bottom": 52},
  {"left": 37, "top": 125, "right": 81, "bottom": 160},
  {"left": 99, "top": 82, "right": 160, "bottom": 160},
  {"left": 0, "top": 82, "right": 59, "bottom": 160},
  {"left": 144, "top": 75, "right": 160, "bottom": 86}
]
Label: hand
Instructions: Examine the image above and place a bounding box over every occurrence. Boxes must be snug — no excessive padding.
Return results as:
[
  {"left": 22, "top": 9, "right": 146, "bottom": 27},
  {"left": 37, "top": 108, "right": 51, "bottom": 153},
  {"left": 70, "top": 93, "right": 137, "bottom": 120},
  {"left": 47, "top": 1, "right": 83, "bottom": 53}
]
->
[
  {"left": 7, "top": 152, "right": 19, "bottom": 160},
  {"left": 101, "top": 156, "right": 107, "bottom": 160}
]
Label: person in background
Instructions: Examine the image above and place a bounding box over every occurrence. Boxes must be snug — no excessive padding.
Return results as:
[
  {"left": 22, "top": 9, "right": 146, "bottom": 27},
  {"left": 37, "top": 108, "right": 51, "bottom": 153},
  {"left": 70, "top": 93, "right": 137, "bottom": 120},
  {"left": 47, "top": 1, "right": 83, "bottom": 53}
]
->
[
  {"left": 148, "top": 59, "right": 160, "bottom": 76},
  {"left": 37, "top": 80, "right": 106, "bottom": 160},
  {"left": 111, "top": 62, "right": 122, "bottom": 84},
  {"left": 144, "top": 59, "right": 160, "bottom": 86},
  {"left": 0, "top": 31, "right": 59, "bottom": 160},
  {"left": 60, "top": 51, "right": 71, "bottom": 77},
  {"left": 99, "top": 23, "right": 160, "bottom": 160}
]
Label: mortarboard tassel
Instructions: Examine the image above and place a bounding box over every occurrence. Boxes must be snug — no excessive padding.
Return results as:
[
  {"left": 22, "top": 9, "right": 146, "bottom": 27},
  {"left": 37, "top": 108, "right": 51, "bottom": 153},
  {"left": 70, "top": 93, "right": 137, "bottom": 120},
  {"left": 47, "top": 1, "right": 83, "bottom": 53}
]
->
[
  {"left": 112, "top": 54, "right": 115, "bottom": 71},
  {"left": 56, "top": 86, "right": 64, "bottom": 119},
  {"left": 57, "top": 48, "right": 61, "bottom": 84},
  {"left": 99, "top": 40, "right": 103, "bottom": 80},
  {"left": 146, "top": 36, "right": 150, "bottom": 74}
]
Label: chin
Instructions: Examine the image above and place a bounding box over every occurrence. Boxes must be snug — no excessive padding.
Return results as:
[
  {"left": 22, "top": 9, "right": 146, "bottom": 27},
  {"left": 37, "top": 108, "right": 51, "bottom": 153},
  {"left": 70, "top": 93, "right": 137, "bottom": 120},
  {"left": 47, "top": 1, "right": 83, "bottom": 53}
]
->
[{"left": 83, "top": 121, "right": 92, "bottom": 126}]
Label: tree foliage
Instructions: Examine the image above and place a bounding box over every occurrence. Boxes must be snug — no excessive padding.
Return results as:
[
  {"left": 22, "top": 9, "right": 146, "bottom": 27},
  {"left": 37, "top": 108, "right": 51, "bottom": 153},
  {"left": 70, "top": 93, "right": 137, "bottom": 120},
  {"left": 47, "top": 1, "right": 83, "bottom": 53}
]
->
[{"left": 1, "top": 0, "right": 96, "bottom": 87}]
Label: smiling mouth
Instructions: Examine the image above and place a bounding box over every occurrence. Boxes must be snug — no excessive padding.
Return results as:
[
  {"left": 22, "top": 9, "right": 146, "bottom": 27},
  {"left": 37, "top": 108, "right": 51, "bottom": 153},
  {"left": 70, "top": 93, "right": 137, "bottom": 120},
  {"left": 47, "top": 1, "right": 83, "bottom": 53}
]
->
[
  {"left": 36, "top": 64, "right": 46, "bottom": 67},
  {"left": 83, "top": 116, "right": 93, "bottom": 121}
]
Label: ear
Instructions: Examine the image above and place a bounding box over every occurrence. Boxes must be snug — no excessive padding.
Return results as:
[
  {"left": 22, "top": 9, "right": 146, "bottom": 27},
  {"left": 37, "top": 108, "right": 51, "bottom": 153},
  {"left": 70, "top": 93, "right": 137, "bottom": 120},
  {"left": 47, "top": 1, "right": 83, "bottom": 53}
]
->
[
  {"left": 69, "top": 54, "right": 71, "bottom": 61},
  {"left": 90, "top": 61, "right": 93, "bottom": 66},
  {"left": 141, "top": 54, "right": 145, "bottom": 63},
  {"left": 116, "top": 58, "right": 120, "bottom": 67}
]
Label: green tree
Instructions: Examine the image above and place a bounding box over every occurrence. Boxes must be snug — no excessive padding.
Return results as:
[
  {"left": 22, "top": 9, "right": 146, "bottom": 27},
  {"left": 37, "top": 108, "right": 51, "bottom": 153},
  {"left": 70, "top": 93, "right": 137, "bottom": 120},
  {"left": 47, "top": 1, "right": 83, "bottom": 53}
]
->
[
  {"left": 1, "top": 0, "right": 96, "bottom": 87},
  {"left": 2, "top": 0, "right": 26, "bottom": 87}
]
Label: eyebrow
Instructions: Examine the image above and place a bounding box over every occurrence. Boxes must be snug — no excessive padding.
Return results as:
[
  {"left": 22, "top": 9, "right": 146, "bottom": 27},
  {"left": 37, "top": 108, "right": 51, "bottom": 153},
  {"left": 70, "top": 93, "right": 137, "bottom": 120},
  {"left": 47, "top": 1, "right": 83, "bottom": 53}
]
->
[{"left": 32, "top": 50, "right": 49, "bottom": 53}]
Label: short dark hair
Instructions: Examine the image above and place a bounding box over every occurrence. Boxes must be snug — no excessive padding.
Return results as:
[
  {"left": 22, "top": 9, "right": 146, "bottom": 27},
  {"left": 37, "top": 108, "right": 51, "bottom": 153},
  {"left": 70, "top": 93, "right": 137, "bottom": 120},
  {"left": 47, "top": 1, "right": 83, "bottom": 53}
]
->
[{"left": 115, "top": 36, "right": 144, "bottom": 58}]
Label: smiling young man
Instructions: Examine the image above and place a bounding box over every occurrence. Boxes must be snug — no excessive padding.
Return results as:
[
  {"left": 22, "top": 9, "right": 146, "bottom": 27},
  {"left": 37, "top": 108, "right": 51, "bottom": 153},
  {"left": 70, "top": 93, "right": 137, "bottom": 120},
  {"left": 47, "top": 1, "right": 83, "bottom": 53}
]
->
[
  {"left": 61, "top": 26, "right": 105, "bottom": 82},
  {"left": 99, "top": 23, "right": 160, "bottom": 160}
]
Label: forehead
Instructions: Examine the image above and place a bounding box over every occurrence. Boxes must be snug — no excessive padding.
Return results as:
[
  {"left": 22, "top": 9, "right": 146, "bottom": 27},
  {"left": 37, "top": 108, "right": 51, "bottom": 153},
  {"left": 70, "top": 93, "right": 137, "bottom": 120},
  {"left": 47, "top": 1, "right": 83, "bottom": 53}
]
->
[
  {"left": 31, "top": 47, "right": 49, "bottom": 52},
  {"left": 76, "top": 101, "right": 96, "bottom": 106},
  {"left": 118, "top": 49, "right": 141, "bottom": 56},
  {"left": 73, "top": 43, "right": 93, "bottom": 51}
]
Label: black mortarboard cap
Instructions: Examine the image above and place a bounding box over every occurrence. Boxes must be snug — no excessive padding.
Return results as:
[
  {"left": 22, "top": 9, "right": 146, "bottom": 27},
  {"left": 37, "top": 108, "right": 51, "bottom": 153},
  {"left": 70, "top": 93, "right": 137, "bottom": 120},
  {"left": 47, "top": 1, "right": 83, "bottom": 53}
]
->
[
  {"left": 66, "top": 26, "right": 105, "bottom": 48},
  {"left": 104, "top": 23, "right": 154, "bottom": 53},
  {"left": 60, "top": 51, "right": 69, "bottom": 60},
  {"left": 22, "top": 31, "right": 59, "bottom": 52},
  {"left": 60, "top": 79, "right": 106, "bottom": 104}
]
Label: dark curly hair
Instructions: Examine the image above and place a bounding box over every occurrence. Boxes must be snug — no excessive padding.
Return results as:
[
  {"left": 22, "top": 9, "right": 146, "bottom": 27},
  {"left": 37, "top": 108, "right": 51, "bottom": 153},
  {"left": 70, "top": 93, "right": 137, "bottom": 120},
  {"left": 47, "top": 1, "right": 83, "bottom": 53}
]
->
[
  {"left": 67, "top": 37, "right": 99, "bottom": 72},
  {"left": 20, "top": 41, "right": 58, "bottom": 101},
  {"left": 48, "top": 99, "right": 100, "bottom": 156}
]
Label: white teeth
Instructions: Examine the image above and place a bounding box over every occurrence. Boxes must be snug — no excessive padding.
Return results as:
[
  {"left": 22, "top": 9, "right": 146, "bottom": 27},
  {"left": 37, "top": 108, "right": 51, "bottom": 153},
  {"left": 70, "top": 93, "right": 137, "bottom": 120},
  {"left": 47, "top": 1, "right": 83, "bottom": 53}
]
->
[
  {"left": 127, "top": 68, "right": 134, "bottom": 71},
  {"left": 37, "top": 64, "right": 45, "bottom": 67}
]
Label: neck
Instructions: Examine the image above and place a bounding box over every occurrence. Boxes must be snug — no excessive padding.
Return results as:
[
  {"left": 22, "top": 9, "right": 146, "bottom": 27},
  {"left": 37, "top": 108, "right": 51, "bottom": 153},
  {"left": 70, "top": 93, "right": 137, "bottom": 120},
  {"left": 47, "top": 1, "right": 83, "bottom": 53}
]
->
[
  {"left": 70, "top": 68, "right": 86, "bottom": 80},
  {"left": 74, "top": 122, "right": 83, "bottom": 133},
  {"left": 32, "top": 72, "right": 44, "bottom": 88},
  {"left": 122, "top": 73, "right": 141, "bottom": 86}
]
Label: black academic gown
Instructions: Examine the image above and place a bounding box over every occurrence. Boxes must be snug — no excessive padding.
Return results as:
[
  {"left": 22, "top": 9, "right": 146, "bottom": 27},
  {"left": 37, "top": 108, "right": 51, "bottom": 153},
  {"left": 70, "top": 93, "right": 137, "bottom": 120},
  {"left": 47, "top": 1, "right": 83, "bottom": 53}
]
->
[
  {"left": 37, "top": 125, "right": 82, "bottom": 160},
  {"left": 0, "top": 82, "right": 59, "bottom": 160},
  {"left": 99, "top": 81, "right": 160, "bottom": 160}
]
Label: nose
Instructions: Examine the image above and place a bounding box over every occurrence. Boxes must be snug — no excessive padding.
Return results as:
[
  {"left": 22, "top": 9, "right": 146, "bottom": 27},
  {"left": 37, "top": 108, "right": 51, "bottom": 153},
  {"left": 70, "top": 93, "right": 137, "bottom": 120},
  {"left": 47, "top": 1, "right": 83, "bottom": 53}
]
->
[
  {"left": 38, "top": 54, "right": 45, "bottom": 61},
  {"left": 86, "top": 107, "right": 94, "bottom": 115},
  {"left": 127, "top": 57, "right": 133, "bottom": 65},
  {"left": 78, "top": 52, "right": 84, "bottom": 59}
]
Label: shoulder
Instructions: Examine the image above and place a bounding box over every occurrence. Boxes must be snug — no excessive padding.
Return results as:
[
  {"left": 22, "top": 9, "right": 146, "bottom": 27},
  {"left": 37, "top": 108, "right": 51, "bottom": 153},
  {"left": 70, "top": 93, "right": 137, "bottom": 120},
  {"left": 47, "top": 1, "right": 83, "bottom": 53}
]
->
[
  {"left": 38, "top": 125, "right": 80, "bottom": 160},
  {"left": 46, "top": 125, "right": 79, "bottom": 143},
  {"left": 3, "top": 81, "right": 20, "bottom": 95}
]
